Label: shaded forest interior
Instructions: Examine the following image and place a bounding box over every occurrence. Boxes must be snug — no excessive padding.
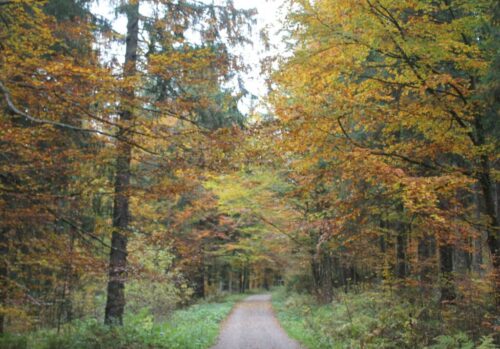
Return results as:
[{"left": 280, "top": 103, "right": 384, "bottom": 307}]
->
[{"left": 0, "top": 0, "right": 499, "bottom": 348}]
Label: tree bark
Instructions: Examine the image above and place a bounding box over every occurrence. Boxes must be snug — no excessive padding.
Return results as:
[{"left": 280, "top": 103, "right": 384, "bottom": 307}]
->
[
  {"left": 0, "top": 229, "right": 7, "bottom": 334},
  {"left": 394, "top": 214, "right": 408, "bottom": 280},
  {"left": 439, "top": 244, "right": 455, "bottom": 303},
  {"left": 475, "top": 114, "right": 500, "bottom": 307},
  {"left": 104, "top": 0, "right": 139, "bottom": 326},
  {"left": 418, "top": 234, "right": 435, "bottom": 288},
  {"left": 396, "top": 228, "right": 407, "bottom": 279},
  {"left": 238, "top": 268, "right": 244, "bottom": 293},
  {"left": 471, "top": 184, "right": 484, "bottom": 273},
  {"left": 311, "top": 250, "right": 334, "bottom": 303},
  {"left": 193, "top": 268, "right": 205, "bottom": 298}
]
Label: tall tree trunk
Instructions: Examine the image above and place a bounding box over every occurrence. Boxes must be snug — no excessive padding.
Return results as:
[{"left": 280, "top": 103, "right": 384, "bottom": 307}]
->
[
  {"left": 243, "top": 264, "right": 250, "bottom": 291},
  {"left": 104, "top": 0, "right": 139, "bottom": 326},
  {"left": 439, "top": 244, "right": 455, "bottom": 303},
  {"left": 395, "top": 219, "right": 407, "bottom": 279},
  {"left": 322, "top": 253, "right": 333, "bottom": 302},
  {"left": 478, "top": 158, "right": 499, "bottom": 257},
  {"left": 263, "top": 268, "right": 270, "bottom": 290},
  {"left": 238, "top": 268, "right": 244, "bottom": 293},
  {"left": 310, "top": 253, "right": 322, "bottom": 297},
  {"left": 193, "top": 255, "right": 205, "bottom": 298},
  {"left": 0, "top": 229, "right": 7, "bottom": 334},
  {"left": 475, "top": 114, "right": 500, "bottom": 307},
  {"left": 311, "top": 250, "right": 333, "bottom": 303},
  {"left": 418, "top": 234, "right": 435, "bottom": 290},
  {"left": 472, "top": 184, "right": 484, "bottom": 273}
]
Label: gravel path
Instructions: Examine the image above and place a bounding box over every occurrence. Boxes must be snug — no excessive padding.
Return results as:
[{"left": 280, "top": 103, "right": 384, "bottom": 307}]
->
[{"left": 211, "top": 294, "right": 303, "bottom": 349}]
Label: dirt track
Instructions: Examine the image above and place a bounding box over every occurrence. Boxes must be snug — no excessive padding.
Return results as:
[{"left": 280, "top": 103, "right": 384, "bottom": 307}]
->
[{"left": 210, "top": 294, "right": 303, "bottom": 349}]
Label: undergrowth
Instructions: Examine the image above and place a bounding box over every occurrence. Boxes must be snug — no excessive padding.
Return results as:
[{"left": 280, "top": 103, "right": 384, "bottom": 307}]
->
[
  {"left": 272, "top": 288, "right": 497, "bottom": 349},
  {"left": 0, "top": 293, "right": 244, "bottom": 349}
]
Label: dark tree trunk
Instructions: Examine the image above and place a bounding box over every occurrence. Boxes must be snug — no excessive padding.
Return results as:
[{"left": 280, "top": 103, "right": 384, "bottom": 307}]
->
[
  {"left": 472, "top": 185, "right": 484, "bottom": 274},
  {"left": 479, "top": 159, "right": 499, "bottom": 254},
  {"left": 238, "top": 268, "right": 244, "bottom": 293},
  {"left": 193, "top": 264, "right": 205, "bottom": 298},
  {"left": 263, "top": 268, "right": 271, "bottom": 290},
  {"left": 478, "top": 162, "right": 500, "bottom": 276},
  {"left": 221, "top": 264, "right": 230, "bottom": 291},
  {"left": 104, "top": 0, "right": 139, "bottom": 326},
  {"left": 475, "top": 114, "right": 500, "bottom": 306},
  {"left": 0, "top": 229, "right": 7, "bottom": 334},
  {"left": 396, "top": 223, "right": 407, "bottom": 279},
  {"left": 418, "top": 234, "right": 434, "bottom": 288},
  {"left": 311, "top": 255, "right": 320, "bottom": 290},
  {"left": 322, "top": 254, "right": 333, "bottom": 301},
  {"left": 311, "top": 250, "right": 334, "bottom": 303},
  {"left": 242, "top": 264, "right": 250, "bottom": 292},
  {"left": 206, "top": 264, "right": 212, "bottom": 287},
  {"left": 439, "top": 244, "right": 455, "bottom": 303},
  {"left": 473, "top": 234, "right": 484, "bottom": 273}
]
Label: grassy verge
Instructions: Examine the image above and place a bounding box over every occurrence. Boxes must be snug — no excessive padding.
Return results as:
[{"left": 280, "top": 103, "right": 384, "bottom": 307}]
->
[
  {"left": 0, "top": 293, "right": 245, "bottom": 349},
  {"left": 272, "top": 288, "right": 496, "bottom": 349}
]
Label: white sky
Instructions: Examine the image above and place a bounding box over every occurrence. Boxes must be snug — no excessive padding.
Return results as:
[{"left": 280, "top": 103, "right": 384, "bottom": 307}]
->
[
  {"left": 91, "top": 0, "right": 287, "bottom": 114},
  {"left": 232, "top": 0, "right": 286, "bottom": 111}
]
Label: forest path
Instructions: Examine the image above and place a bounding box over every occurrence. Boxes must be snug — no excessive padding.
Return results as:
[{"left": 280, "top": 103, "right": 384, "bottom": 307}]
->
[{"left": 210, "top": 294, "right": 303, "bottom": 349}]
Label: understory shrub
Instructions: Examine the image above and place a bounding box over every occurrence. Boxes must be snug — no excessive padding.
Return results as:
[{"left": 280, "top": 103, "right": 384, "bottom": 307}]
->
[
  {"left": 0, "top": 294, "right": 243, "bottom": 349},
  {"left": 272, "top": 287, "right": 496, "bottom": 349}
]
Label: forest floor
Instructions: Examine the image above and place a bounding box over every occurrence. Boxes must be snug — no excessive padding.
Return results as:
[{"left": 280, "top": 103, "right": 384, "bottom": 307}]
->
[{"left": 211, "top": 294, "right": 303, "bottom": 349}]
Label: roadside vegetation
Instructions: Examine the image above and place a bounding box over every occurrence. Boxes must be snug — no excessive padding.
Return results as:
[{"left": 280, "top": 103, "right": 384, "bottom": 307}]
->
[
  {"left": 273, "top": 288, "right": 496, "bottom": 349},
  {"left": 0, "top": 294, "right": 243, "bottom": 349}
]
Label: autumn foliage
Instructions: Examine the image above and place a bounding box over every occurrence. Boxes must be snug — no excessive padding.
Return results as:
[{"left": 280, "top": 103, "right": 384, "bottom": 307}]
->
[
  {"left": 0, "top": 0, "right": 499, "bottom": 347},
  {"left": 270, "top": 0, "right": 499, "bottom": 341}
]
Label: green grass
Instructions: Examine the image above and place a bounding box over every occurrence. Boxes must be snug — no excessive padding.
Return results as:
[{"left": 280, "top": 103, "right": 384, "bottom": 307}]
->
[
  {"left": 0, "top": 294, "right": 245, "bottom": 349},
  {"left": 271, "top": 288, "right": 496, "bottom": 349}
]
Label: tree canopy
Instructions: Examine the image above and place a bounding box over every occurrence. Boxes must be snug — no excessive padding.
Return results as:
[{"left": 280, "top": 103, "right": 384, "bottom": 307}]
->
[{"left": 0, "top": 0, "right": 498, "bottom": 346}]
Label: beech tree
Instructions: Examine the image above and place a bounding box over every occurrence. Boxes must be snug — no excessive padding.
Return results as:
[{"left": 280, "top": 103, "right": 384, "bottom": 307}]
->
[{"left": 272, "top": 0, "right": 499, "bottom": 315}]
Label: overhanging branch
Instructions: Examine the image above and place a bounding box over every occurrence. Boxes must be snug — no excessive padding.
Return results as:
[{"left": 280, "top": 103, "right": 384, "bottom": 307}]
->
[{"left": 0, "top": 80, "right": 159, "bottom": 155}]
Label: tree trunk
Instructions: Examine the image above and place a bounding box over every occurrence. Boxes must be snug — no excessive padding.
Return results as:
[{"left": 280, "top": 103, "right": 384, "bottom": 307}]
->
[
  {"left": 395, "top": 220, "right": 407, "bottom": 279},
  {"left": 311, "top": 250, "right": 334, "bottom": 303},
  {"left": 104, "top": 0, "right": 139, "bottom": 326},
  {"left": 472, "top": 184, "right": 484, "bottom": 274},
  {"left": 243, "top": 264, "right": 250, "bottom": 291},
  {"left": 263, "top": 268, "right": 271, "bottom": 290},
  {"left": 238, "top": 268, "right": 244, "bottom": 293},
  {"left": 0, "top": 229, "right": 7, "bottom": 334},
  {"left": 439, "top": 244, "right": 455, "bottom": 303},
  {"left": 193, "top": 264, "right": 205, "bottom": 298},
  {"left": 418, "top": 234, "right": 435, "bottom": 290},
  {"left": 475, "top": 113, "right": 500, "bottom": 307},
  {"left": 478, "top": 164, "right": 499, "bottom": 258},
  {"left": 310, "top": 254, "right": 322, "bottom": 297}
]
